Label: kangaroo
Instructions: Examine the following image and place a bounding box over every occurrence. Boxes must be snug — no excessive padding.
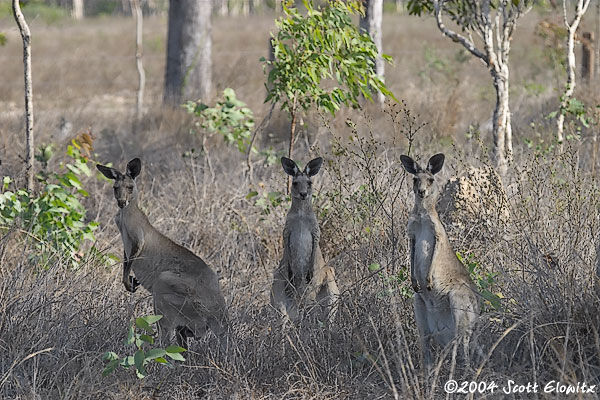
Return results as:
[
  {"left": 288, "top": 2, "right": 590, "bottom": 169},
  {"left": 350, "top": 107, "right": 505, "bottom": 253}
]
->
[
  {"left": 271, "top": 157, "right": 340, "bottom": 321},
  {"left": 96, "top": 158, "right": 228, "bottom": 349},
  {"left": 400, "top": 153, "right": 479, "bottom": 371}
]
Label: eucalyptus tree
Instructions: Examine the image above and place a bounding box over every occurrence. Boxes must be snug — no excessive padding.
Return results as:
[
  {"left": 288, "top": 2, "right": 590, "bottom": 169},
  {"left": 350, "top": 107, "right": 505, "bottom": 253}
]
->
[
  {"left": 359, "top": 0, "right": 385, "bottom": 105},
  {"left": 163, "top": 0, "right": 212, "bottom": 105},
  {"left": 409, "top": 0, "right": 534, "bottom": 175},
  {"left": 262, "top": 0, "right": 395, "bottom": 165},
  {"left": 556, "top": 0, "right": 592, "bottom": 148}
]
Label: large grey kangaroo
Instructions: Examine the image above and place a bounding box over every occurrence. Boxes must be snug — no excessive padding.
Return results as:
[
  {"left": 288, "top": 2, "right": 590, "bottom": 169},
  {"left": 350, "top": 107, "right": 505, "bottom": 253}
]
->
[
  {"left": 400, "top": 153, "right": 479, "bottom": 370},
  {"left": 271, "top": 157, "right": 339, "bottom": 321},
  {"left": 96, "top": 158, "right": 228, "bottom": 349}
]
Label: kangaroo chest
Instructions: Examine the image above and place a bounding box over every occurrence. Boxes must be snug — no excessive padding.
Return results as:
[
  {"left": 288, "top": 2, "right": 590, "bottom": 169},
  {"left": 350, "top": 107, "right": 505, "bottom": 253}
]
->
[
  {"left": 115, "top": 211, "right": 142, "bottom": 261},
  {"left": 411, "top": 215, "right": 436, "bottom": 286},
  {"left": 287, "top": 216, "right": 315, "bottom": 276}
]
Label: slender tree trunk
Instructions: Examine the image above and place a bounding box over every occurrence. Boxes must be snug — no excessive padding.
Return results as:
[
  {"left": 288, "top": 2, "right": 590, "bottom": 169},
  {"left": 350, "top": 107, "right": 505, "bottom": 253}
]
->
[
  {"left": 557, "top": 28, "right": 578, "bottom": 147},
  {"left": 596, "top": 0, "right": 599, "bottom": 78},
  {"left": 217, "top": 0, "right": 228, "bottom": 16},
  {"left": 164, "top": 0, "right": 212, "bottom": 105},
  {"left": 359, "top": 0, "right": 385, "bottom": 105},
  {"left": 72, "top": 0, "right": 83, "bottom": 19},
  {"left": 12, "top": 0, "right": 34, "bottom": 192},
  {"left": 581, "top": 32, "right": 594, "bottom": 81},
  {"left": 287, "top": 100, "right": 298, "bottom": 194},
  {"left": 557, "top": 0, "right": 591, "bottom": 149},
  {"left": 492, "top": 70, "right": 510, "bottom": 176},
  {"left": 131, "top": 0, "right": 145, "bottom": 121}
]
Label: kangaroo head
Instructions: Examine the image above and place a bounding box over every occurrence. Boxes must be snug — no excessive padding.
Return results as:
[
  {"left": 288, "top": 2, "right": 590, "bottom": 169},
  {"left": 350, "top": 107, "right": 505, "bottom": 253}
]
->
[
  {"left": 96, "top": 158, "right": 142, "bottom": 209},
  {"left": 281, "top": 157, "right": 323, "bottom": 201},
  {"left": 400, "top": 153, "right": 445, "bottom": 201}
]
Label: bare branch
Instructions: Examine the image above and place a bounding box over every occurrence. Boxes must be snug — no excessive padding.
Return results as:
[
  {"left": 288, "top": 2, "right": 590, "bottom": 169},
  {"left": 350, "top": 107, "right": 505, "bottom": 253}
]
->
[{"left": 433, "top": 0, "right": 488, "bottom": 64}]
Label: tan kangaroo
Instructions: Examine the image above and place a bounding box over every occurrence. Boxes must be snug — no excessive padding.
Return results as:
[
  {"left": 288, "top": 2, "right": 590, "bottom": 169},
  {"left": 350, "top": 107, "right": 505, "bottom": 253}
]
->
[
  {"left": 96, "top": 158, "right": 228, "bottom": 349},
  {"left": 271, "top": 157, "right": 340, "bottom": 321},
  {"left": 400, "top": 153, "right": 479, "bottom": 370}
]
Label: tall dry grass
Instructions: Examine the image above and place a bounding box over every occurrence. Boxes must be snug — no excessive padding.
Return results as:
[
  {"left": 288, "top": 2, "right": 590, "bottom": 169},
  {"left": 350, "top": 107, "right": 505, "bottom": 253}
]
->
[{"left": 1, "top": 9, "right": 600, "bottom": 400}]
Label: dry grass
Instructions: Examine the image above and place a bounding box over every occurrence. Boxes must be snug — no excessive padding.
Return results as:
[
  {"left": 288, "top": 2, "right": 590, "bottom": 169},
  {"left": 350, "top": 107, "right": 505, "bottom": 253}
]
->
[{"left": 1, "top": 9, "right": 600, "bottom": 400}]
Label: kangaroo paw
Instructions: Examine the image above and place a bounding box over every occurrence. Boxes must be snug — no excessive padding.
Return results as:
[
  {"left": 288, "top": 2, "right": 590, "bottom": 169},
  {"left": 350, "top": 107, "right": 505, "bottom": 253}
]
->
[
  {"left": 412, "top": 281, "right": 421, "bottom": 293},
  {"left": 124, "top": 276, "right": 139, "bottom": 292}
]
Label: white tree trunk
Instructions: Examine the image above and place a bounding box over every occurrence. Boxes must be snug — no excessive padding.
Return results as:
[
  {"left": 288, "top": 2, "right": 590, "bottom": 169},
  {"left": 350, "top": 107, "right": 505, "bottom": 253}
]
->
[
  {"left": 492, "top": 69, "right": 510, "bottom": 175},
  {"left": 72, "top": 0, "right": 84, "bottom": 19},
  {"left": 131, "top": 0, "right": 145, "bottom": 120},
  {"left": 359, "top": 0, "right": 385, "bottom": 105},
  {"left": 12, "top": 0, "right": 34, "bottom": 192},
  {"left": 432, "top": 0, "right": 527, "bottom": 176},
  {"left": 557, "top": 0, "right": 592, "bottom": 148}
]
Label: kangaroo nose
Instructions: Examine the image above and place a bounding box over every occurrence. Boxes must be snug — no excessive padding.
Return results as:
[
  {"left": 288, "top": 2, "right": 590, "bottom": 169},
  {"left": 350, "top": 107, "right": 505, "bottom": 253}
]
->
[
  {"left": 117, "top": 200, "right": 127, "bottom": 208},
  {"left": 299, "top": 192, "right": 307, "bottom": 199},
  {"left": 418, "top": 190, "right": 426, "bottom": 198}
]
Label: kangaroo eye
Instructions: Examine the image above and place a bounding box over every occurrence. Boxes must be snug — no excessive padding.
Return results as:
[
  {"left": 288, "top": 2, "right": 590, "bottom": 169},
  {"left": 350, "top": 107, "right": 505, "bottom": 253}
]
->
[
  {"left": 127, "top": 187, "right": 133, "bottom": 193},
  {"left": 413, "top": 178, "right": 418, "bottom": 183}
]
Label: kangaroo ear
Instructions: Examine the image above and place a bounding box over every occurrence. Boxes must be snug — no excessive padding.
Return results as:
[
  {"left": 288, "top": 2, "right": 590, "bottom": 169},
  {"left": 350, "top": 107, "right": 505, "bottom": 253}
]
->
[
  {"left": 281, "top": 157, "right": 300, "bottom": 177},
  {"left": 400, "top": 155, "right": 418, "bottom": 175},
  {"left": 304, "top": 157, "right": 323, "bottom": 177},
  {"left": 96, "top": 163, "right": 119, "bottom": 180},
  {"left": 126, "top": 158, "right": 142, "bottom": 179},
  {"left": 427, "top": 153, "right": 445, "bottom": 175}
]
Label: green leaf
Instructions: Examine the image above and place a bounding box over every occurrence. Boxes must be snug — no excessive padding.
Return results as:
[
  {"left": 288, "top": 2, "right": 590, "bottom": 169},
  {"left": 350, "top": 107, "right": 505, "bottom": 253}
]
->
[
  {"left": 125, "top": 324, "right": 135, "bottom": 345},
  {"left": 121, "top": 355, "right": 135, "bottom": 367},
  {"left": 134, "top": 350, "right": 145, "bottom": 370},
  {"left": 135, "top": 365, "right": 147, "bottom": 379},
  {"left": 145, "top": 348, "right": 167, "bottom": 360},
  {"left": 135, "top": 317, "right": 154, "bottom": 333},
  {"left": 165, "top": 345, "right": 187, "bottom": 353},
  {"left": 368, "top": 263, "right": 381, "bottom": 272},
  {"left": 102, "top": 351, "right": 119, "bottom": 361},
  {"left": 482, "top": 289, "right": 502, "bottom": 310},
  {"left": 166, "top": 352, "right": 186, "bottom": 362},
  {"left": 141, "top": 315, "right": 163, "bottom": 325},
  {"left": 102, "top": 359, "right": 119, "bottom": 376},
  {"left": 139, "top": 334, "right": 154, "bottom": 344}
]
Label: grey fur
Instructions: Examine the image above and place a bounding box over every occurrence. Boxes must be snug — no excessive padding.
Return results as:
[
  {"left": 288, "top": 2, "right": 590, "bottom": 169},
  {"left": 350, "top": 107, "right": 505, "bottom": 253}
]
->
[
  {"left": 402, "top": 154, "right": 479, "bottom": 370},
  {"left": 96, "top": 158, "right": 229, "bottom": 349},
  {"left": 271, "top": 157, "right": 339, "bottom": 321}
]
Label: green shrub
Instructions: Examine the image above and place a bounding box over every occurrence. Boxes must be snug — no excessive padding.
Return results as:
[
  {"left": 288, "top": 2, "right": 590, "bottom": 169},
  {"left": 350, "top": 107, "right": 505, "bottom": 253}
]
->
[
  {"left": 102, "top": 315, "right": 186, "bottom": 379},
  {"left": 0, "top": 140, "right": 98, "bottom": 268},
  {"left": 185, "top": 88, "right": 255, "bottom": 153}
]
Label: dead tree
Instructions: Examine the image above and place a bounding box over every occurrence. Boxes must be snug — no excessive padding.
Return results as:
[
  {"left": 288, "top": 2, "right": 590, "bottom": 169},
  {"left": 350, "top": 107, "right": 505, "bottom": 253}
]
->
[
  {"left": 556, "top": 0, "right": 592, "bottom": 148},
  {"left": 359, "top": 0, "right": 385, "bottom": 106},
  {"left": 131, "top": 0, "right": 145, "bottom": 120},
  {"left": 164, "top": 0, "right": 212, "bottom": 105},
  {"left": 12, "top": 0, "right": 34, "bottom": 192}
]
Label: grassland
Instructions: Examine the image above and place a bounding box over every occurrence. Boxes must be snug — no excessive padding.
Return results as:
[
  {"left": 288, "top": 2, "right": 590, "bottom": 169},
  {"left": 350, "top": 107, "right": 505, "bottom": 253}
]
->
[{"left": 1, "top": 8, "right": 600, "bottom": 399}]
